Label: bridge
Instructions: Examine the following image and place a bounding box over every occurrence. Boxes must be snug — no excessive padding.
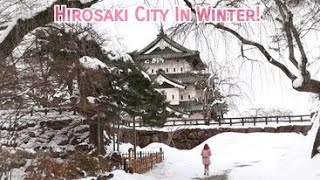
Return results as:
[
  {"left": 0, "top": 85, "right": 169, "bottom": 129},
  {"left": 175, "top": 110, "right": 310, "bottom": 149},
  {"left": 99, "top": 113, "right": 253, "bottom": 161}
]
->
[{"left": 122, "top": 114, "right": 313, "bottom": 127}]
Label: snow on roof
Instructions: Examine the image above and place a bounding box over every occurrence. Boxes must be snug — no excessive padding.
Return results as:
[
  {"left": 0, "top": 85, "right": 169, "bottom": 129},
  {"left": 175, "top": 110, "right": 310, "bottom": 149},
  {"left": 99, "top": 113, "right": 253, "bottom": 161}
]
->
[
  {"left": 141, "top": 70, "right": 151, "bottom": 81},
  {"left": 0, "top": 0, "right": 57, "bottom": 44},
  {"left": 0, "top": 21, "right": 16, "bottom": 44}
]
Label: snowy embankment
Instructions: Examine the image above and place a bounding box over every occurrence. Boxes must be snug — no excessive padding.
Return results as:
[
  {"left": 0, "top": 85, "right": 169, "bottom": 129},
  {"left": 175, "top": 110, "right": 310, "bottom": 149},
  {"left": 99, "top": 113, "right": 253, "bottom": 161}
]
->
[{"left": 94, "top": 112, "right": 320, "bottom": 180}]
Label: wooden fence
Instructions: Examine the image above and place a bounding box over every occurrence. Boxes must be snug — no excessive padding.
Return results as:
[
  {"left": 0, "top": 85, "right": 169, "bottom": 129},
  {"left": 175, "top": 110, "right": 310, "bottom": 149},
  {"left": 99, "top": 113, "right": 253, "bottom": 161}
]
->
[
  {"left": 122, "top": 114, "right": 312, "bottom": 127},
  {"left": 122, "top": 148, "right": 164, "bottom": 174}
]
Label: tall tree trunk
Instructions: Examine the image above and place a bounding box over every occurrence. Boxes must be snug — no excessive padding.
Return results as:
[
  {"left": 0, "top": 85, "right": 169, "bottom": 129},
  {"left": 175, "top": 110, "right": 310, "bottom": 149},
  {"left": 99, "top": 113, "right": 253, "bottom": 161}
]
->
[{"left": 89, "top": 119, "right": 105, "bottom": 155}]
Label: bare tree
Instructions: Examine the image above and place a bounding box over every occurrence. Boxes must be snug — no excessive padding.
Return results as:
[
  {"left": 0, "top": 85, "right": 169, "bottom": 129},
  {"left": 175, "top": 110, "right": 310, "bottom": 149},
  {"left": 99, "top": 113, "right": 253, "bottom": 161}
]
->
[{"left": 175, "top": 0, "right": 320, "bottom": 157}]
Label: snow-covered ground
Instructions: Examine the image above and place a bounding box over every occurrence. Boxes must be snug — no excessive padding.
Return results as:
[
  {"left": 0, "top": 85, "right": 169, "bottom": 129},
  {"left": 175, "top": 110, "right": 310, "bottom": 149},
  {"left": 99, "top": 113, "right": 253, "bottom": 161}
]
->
[{"left": 85, "top": 113, "right": 320, "bottom": 180}]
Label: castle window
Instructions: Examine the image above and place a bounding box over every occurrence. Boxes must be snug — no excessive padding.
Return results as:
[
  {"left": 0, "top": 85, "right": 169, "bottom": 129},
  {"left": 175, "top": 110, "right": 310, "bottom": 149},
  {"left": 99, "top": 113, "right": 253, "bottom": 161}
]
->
[
  {"left": 181, "top": 95, "right": 183, "bottom": 100},
  {"left": 181, "top": 67, "right": 183, "bottom": 72},
  {"left": 151, "top": 69, "right": 154, "bottom": 73},
  {"left": 173, "top": 68, "right": 176, "bottom": 72},
  {"left": 188, "top": 95, "right": 191, "bottom": 99},
  {"left": 172, "top": 95, "right": 174, "bottom": 99},
  {"left": 166, "top": 68, "right": 169, "bottom": 72}
]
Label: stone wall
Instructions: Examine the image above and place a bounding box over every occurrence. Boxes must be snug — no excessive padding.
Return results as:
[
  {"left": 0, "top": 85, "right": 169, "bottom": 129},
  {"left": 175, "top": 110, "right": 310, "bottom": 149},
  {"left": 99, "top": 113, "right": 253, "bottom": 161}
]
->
[{"left": 120, "top": 125, "right": 312, "bottom": 149}]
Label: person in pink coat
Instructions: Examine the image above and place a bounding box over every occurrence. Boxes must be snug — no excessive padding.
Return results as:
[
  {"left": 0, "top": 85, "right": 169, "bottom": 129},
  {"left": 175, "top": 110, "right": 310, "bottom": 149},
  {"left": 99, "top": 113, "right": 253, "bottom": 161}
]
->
[{"left": 201, "top": 143, "right": 212, "bottom": 176}]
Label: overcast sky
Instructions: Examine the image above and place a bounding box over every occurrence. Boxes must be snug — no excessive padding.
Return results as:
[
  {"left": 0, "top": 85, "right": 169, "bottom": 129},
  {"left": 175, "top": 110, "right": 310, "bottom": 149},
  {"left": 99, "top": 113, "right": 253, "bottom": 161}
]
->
[{"left": 89, "top": 0, "right": 314, "bottom": 116}]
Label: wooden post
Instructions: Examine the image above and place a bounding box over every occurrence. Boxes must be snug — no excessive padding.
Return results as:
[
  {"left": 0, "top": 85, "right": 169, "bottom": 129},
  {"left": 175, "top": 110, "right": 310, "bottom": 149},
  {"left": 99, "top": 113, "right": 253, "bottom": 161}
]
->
[
  {"left": 241, "top": 118, "right": 244, "bottom": 126},
  {"left": 112, "top": 120, "right": 115, "bottom": 151},
  {"left": 276, "top": 117, "right": 279, "bottom": 124},
  {"left": 117, "top": 116, "right": 120, "bottom": 151},
  {"left": 160, "top": 148, "right": 163, "bottom": 160},
  {"left": 133, "top": 115, "right": 137, "bottom": 159},
  {"left": 97, "top": 117, "right": 102, "bottom": 154},
  {"left": 59, "top": 108, "right": 62, "bottom": 114},
  {"left": 128, "top": 149, "right": 132, "bottom": 159},
  {"left": 30, "top": 109, "right": 33, "bottom": 116},
  {"left": 229, "top": 119, "right": 232, "bottom": 126},
  {"left": 253, "top": 118, "right": 256, "bottom": 126},
  {"left": 289, "top": 116, "right": 291, "bottom": 123},
  {"left": 128, "top": 149, "right": 132, "bottom": 173},
  {"left": 123, "top": 158, "right": 128, "bottom": 172},
  {"left": 44, "top": 109, "right": 48, "bottom": 115},
  {"left": 265, "top": 117, "right": 268, "bottom": 125}
]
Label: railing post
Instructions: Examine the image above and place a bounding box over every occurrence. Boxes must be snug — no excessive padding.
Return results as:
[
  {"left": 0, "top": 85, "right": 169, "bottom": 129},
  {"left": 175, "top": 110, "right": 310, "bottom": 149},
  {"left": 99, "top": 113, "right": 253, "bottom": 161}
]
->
[
  {"left": 160, "top": 148, "right": 163, "bottom": 160},
  {"left": 229, "top": 119, "right": 232, "bottom": 126},
  {"left": 219, "top": 119, "right": 221, "bottom": 126},
  {"left": 265, "top": 117, "right": 268, "bottom": 125},
  {"left": 276, "top": 117, "right": 279, "bottom": 124},
  {"left": 300, "top": 116, "right": 303, "bottom": 122},
  {"left": 241, "top": 118, "right": 244, "bottom": 126},
  {"left": 254, "top": 118, "right": 256, "bottom": 126},
  {"left": 289, "top": 116, "right": 291, "bottom": 123},
  {"left": 123, "top": 158, "right": 128, "bottom": 172},
  {"left": 128, "top": 149, "right": 132, "bottom": 160}
]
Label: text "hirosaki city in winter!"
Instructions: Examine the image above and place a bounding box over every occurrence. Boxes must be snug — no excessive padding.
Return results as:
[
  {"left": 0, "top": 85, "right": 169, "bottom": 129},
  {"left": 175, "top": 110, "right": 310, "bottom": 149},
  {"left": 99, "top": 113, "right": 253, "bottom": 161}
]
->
[{"left": 54, "top": 5, "right": 261, "bottom": 23}]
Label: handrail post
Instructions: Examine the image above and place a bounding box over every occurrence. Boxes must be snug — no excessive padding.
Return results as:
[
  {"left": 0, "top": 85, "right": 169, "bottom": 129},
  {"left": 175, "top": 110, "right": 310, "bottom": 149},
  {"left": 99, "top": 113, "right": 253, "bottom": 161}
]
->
[
  {"left": 241, "top": 118, "right": 244, "bottom": 126},
  {"left": 229, "top": 119, "right": 232, "bottom": 126},
  {"left": 254, "top": 118, "right": 256, "bottom": 126},
  {"left": 289, "top": 116, "right": 291, "bottom": 123},
  {"left": 265, "top": 117, "right": 268, "bottom": 125}
]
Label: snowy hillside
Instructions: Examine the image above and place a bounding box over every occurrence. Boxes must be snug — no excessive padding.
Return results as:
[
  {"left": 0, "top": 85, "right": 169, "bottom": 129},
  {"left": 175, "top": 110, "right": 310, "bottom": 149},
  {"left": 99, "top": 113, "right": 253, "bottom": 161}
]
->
[{"left": 0, "top": 109, "right": 88, "bottom": 151}]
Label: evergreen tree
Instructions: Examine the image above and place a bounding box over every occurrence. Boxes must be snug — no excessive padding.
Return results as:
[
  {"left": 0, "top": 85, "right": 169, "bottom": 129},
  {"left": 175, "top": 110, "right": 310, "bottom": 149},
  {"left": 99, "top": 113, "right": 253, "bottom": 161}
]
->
[{"left": 103, "top": 60, "right": 172, "bottom": 127}]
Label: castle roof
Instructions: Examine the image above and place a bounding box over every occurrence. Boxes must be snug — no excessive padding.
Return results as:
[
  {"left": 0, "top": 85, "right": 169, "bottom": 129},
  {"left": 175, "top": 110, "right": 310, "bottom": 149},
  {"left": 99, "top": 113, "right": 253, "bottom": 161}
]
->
[
  {"left": 152, "top": 70, "right": 209, "bottom": 88},
  {"left": 169, "top": 101, "right": 204, "bottom": 113},
  {"left": 131, "top": 30, "right": 206, "bottom": 70}
]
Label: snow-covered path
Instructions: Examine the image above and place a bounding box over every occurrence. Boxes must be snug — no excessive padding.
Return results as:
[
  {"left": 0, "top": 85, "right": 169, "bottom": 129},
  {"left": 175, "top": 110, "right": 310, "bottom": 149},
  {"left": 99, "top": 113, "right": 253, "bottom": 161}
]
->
[{"left": 100, "top": 114, "right": 320, "bottom": 180}]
